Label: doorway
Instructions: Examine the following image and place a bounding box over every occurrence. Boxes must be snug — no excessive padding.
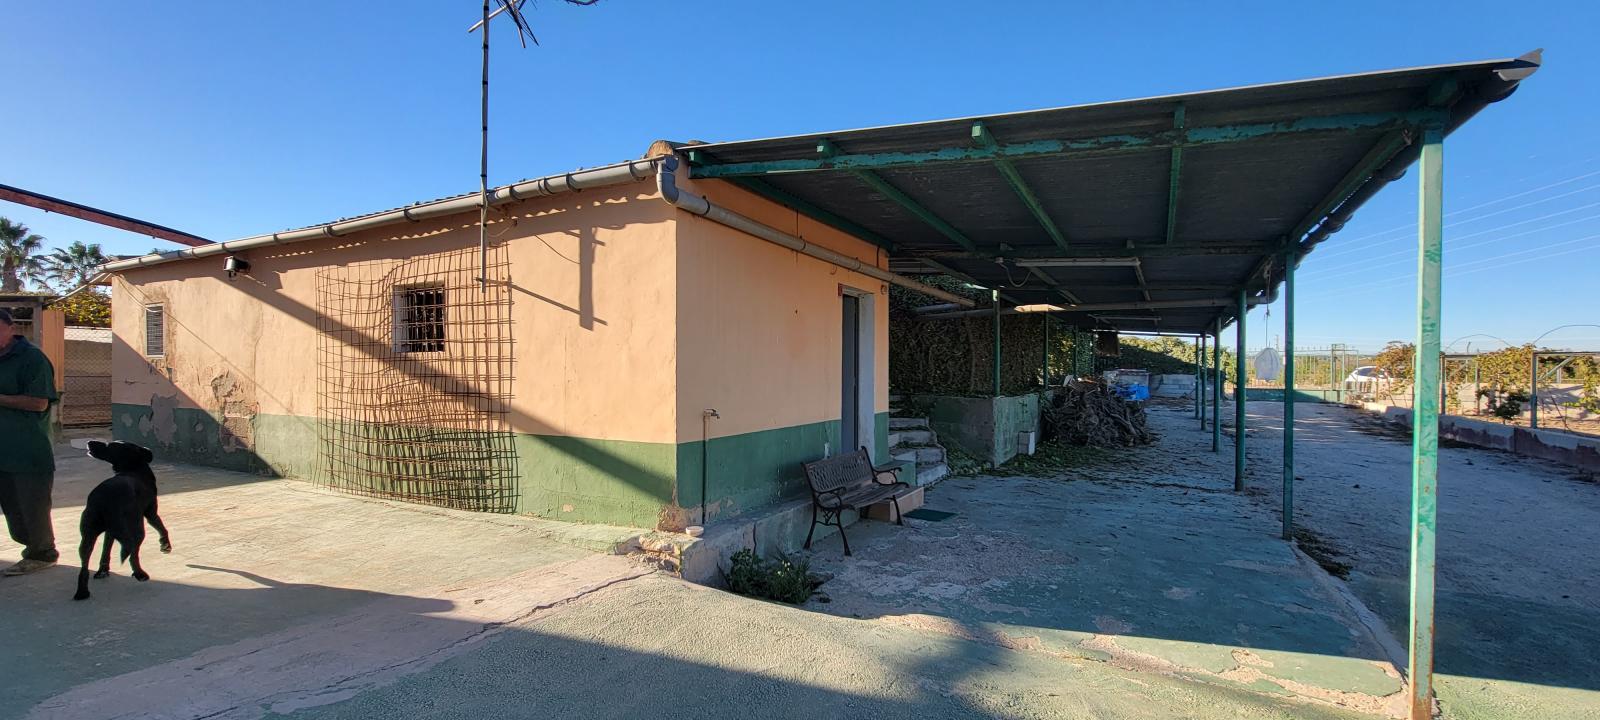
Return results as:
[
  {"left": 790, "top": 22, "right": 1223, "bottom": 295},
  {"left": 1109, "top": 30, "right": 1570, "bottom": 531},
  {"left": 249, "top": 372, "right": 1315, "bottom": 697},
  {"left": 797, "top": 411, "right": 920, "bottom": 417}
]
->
[{"left": 839, "top": 288, "right": 875, "bottom": 456}]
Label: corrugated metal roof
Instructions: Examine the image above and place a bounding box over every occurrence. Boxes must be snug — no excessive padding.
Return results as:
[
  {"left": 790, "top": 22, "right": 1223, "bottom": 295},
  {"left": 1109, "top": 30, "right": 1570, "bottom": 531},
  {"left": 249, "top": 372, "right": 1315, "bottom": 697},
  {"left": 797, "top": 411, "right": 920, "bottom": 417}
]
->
[{"left": 682, "top": 53, "right": 1542, "bottom": 333}]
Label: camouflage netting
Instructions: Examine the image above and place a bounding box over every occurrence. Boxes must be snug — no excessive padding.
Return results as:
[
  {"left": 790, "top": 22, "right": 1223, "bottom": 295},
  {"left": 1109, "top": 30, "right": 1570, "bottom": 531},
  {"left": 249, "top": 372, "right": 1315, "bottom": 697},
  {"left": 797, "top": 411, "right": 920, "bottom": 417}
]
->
[{"left": 889, "top": 280, "right": 1095, "bottom": 397}]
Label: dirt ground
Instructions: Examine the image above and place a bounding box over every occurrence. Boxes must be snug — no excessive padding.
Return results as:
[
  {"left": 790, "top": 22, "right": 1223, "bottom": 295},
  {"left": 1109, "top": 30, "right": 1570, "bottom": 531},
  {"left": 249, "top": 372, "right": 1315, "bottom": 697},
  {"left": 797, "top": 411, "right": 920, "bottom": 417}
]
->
[{"left": 1229, "top": 401, "right": 1600, "bottom": 720}]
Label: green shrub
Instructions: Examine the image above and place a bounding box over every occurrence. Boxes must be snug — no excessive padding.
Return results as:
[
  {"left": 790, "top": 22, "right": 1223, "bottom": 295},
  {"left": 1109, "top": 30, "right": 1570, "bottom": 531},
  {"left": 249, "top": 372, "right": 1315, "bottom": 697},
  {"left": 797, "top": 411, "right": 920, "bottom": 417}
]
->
[{"left": 724, "top": 550, "right": 821, "bottom": 604}]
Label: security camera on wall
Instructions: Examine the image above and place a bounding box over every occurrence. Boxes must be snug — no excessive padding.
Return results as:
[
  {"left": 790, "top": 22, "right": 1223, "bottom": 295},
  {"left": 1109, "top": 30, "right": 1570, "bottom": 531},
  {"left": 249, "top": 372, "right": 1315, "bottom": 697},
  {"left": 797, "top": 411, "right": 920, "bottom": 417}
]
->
[{"left": 224, "top": 255, "right": 250, "bottom": 279}]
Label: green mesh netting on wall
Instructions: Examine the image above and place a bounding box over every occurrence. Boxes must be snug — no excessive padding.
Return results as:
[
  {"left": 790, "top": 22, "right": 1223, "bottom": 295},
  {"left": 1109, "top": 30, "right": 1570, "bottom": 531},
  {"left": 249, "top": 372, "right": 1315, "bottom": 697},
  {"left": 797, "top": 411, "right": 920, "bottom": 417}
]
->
[{"left": 889, "top": 283, "right": 1094, "bottom": 397}]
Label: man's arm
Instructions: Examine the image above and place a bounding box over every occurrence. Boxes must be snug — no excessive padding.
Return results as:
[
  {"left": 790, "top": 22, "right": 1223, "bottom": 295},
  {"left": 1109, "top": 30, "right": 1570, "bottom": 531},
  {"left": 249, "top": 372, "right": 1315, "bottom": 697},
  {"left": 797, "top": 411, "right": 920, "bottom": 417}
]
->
[
  {"left": 2, "top": 352, "right": 58, "bottom": 413},
  {"left": 0, "top": 395, "right": 49, "bottom": 412}
]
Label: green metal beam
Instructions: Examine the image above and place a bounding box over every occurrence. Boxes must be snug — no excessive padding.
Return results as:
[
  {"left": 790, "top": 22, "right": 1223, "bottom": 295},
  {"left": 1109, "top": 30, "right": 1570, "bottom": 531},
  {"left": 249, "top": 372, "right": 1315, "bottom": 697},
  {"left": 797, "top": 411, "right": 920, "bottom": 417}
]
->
[
  {"left": 1408, "top": 126, "right": 1444, "bottom": 720},
  {"left": 819, "top": 140, "right": 978, "bottom": 252},
  {"left": 1282, "top": 249, "right": 1295, "bottom": 541},
  {"left": 1025, "top": 266, "right": 1083, "bottom": 305},
  {"left": 914, "top": 243, "right": 1264, "bottom": 260},
  {"left": 973, "top": 121, "right": 1069, "bottom": 250},
  {"left": 1289, "top": 130, "right": 1413, "bottom": 247},
  {"left": 1234, "top": 290, "right": 1247, "bottom": 491},
  {"left": 1195, "top": 333, "right": 1203, "bottom": 420},
  {"left": 1132, "top": 260, "right": 1152, "bottom": 301},
  {"left": 1063, "top": 282, "right": 1236, "bottom": 291},
  {"left": 1165, "top": 104, "right": 1186, "bottom": 245},
  {"left": 723, "top": 177, "right": 896, "bottom": 252},
  {"left": 920, "top": 259, "right": 1027, "bottom": 307},
  {"left": 689, "top": 109, "right": 1448, "bottom": 178}
]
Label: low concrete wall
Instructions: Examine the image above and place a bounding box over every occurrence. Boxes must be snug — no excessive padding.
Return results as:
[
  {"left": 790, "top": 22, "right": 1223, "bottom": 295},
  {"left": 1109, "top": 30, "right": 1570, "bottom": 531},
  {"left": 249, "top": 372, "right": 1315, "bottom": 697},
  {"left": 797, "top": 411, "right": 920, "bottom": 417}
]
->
[
  {"left": 1240, "top": 388, "right": 1345, "bottom": 403},
  {"left": 912, "top": 392, "right": 1049, "bottom": 467},
  {"left": 1355, "top": 402, "right": 1600, "bottom": 472}
]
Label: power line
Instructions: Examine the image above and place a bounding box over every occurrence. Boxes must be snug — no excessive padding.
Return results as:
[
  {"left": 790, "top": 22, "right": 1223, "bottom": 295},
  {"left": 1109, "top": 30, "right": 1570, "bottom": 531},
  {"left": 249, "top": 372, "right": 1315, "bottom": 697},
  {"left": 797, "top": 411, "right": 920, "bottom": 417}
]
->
[
  {"left": 1303, "top": 206, "right": 1600, "bottom": 281},
  {"left": 1312, "top": 165, "right": 1600, "bottom": 261},
  {"left": 1303, "top": 230, "right": 1600, "bottom": 296}
]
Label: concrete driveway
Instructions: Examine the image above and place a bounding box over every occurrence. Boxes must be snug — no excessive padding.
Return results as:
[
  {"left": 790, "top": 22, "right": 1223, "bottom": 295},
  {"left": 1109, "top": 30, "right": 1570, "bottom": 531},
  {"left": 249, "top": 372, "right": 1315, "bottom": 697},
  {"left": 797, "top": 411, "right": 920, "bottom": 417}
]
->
[
  {"left": 0, "top": 441, "right": 645, "bottom": 720},
  {"left": 0, "top": 415, "right": 1445, "bottom": 720}
]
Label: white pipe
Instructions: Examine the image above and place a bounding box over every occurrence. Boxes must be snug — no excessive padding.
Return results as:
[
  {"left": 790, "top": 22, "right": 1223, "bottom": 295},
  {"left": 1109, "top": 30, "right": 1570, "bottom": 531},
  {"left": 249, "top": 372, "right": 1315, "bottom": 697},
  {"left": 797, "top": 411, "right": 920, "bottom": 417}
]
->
[
  {"left": 98, "top": 154, "right": 973, "bottom": 309},
  {"left": 654, "top": 156, "right": 974, "bottom": 308}
]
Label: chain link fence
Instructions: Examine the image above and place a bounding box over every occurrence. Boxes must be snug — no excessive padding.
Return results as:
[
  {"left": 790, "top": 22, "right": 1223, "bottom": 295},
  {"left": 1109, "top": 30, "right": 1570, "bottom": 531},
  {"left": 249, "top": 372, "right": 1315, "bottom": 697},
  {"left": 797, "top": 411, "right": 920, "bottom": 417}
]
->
[{"left": 61, "top": 326, "right": 112, "bottom": 427}]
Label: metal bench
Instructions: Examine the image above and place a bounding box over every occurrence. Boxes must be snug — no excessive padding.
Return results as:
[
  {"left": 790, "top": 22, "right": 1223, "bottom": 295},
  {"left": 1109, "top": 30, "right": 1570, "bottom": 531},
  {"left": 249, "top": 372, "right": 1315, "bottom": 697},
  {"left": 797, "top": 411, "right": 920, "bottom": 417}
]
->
[{"left": 802, "top": 446, "right": 909, "bottom": 556}]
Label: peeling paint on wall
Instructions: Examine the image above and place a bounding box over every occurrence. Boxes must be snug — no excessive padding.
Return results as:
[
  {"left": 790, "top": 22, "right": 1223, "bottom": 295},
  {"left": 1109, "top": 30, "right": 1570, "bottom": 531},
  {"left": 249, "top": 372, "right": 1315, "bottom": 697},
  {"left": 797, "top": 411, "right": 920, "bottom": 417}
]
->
[{"left": 148, "top": 393, "right": 177, "bottom": 445}]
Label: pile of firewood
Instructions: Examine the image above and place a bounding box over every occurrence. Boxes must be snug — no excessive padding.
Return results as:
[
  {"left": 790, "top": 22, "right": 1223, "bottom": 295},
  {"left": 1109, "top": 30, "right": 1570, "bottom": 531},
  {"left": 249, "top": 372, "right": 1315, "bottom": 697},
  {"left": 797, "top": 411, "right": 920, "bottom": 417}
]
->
[{"left": 1043, "top": 381, "right": 1155, "bottom": 447}]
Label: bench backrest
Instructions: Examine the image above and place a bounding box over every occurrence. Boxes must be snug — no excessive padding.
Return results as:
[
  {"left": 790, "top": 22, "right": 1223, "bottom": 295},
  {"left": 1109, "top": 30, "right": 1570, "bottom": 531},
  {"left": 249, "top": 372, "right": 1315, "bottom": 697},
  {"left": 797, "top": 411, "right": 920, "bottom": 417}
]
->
[{"left": 803, "top": 447, "right": 873, "bottom": 496}]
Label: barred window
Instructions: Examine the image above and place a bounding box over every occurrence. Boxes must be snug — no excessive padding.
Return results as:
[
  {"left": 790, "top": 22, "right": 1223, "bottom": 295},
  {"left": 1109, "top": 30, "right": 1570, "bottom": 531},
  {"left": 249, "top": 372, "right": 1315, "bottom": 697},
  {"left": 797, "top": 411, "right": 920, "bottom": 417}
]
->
[
  {"left": 144, "top": 305, "right": 165, "bottom": 357},
  {"left": 395, "top": 285, "right": 446, "bottom": 353}
]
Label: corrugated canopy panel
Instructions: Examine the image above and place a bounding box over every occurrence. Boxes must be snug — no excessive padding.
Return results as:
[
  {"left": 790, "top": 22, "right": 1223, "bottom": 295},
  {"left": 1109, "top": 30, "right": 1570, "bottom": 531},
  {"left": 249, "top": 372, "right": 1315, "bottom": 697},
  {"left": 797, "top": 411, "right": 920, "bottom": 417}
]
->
[{"left": 683, "top": 53, "right": 1541, "bottom": 333}]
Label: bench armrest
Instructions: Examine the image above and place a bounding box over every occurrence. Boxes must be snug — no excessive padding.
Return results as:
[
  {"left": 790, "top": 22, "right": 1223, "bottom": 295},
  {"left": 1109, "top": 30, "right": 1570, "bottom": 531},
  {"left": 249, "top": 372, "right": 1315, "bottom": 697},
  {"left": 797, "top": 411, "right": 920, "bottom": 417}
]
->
[
  {"left": 872, "top": 465, "right": 904, "bottom": 486},
  {"left": 812, "top": 486, "right": 847, "bottom": 508}
]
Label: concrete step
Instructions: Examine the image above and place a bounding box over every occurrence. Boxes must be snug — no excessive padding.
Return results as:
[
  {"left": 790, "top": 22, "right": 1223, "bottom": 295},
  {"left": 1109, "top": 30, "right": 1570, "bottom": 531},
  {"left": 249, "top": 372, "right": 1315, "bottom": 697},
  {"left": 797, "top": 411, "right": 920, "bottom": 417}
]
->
[
  {"left": 891, "top": 448, "right": 918, "bottom": 464},
  {"left": 915, "top": 462, "right": 949, "bottom": 486},
  {"left": 909, "top": 445, "right": 944, "bottom": 464},
  {"left": 889, "top": 417, "right": 929, "bottom": 430},
  {"left": 890, "top": 429, "right": 935, "bottom": 446}
]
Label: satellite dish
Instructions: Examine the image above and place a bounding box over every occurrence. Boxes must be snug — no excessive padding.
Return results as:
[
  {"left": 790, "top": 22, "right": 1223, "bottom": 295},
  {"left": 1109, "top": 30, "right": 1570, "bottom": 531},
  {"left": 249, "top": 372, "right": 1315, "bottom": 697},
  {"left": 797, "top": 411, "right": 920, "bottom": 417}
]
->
[{"left": 1253, "top": 348, "right": 1283, "bottom": 383}]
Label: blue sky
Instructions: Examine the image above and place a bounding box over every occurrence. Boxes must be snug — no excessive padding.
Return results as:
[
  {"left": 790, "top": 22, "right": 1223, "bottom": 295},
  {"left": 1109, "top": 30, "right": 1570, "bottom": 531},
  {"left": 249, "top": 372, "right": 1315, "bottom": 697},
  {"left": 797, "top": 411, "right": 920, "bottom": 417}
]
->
[{"left": 3, "top": 1, "right": 1596, "bottom": 352}]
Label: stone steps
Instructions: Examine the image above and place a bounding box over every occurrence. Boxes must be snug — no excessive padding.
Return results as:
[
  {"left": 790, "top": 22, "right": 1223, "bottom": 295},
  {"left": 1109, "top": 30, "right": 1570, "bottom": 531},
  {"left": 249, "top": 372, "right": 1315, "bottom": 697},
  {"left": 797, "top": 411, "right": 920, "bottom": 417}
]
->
[
  {"left": 887, "top": 429, "right": 935, "bottom": 446},
  {"left": 888, "top": 413, "right": 950, "bottom": 488}
]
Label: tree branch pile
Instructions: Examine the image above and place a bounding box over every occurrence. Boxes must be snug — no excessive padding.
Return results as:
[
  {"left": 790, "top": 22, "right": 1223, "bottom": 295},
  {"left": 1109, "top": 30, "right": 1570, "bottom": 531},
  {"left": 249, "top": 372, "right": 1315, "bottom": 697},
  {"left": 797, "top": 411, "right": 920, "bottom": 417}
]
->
[{"left": 1043, "top": 381, "right": 1155, "bottom": 447}]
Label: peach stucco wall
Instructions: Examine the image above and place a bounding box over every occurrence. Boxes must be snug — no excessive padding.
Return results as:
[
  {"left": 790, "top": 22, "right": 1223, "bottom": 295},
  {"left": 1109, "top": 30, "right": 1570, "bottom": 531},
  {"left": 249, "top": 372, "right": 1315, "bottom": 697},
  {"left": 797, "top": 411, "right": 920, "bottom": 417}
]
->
[
  {"left": 111, "top": 164, "right": 894, "bottom": 452},
  {"left": 111, "top": 178, "right": 680, "bottom": 444},
  {"left": 672, "top": 171, "right": 892, "bottom": 444}
]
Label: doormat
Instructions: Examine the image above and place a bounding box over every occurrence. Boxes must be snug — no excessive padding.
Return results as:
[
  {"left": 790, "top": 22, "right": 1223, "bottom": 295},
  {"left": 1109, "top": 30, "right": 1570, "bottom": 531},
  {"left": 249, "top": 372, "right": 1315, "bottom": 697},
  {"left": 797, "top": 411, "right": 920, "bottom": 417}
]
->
[{"left": 904, "top": 508, "right": 957, "bottom": 522}]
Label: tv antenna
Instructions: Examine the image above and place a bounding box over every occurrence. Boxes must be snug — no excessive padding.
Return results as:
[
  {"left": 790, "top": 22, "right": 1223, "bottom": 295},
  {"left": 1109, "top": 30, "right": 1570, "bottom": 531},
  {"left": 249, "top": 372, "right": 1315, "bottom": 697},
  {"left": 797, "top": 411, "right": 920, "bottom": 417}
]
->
[{"left": 467, "top": 1, "right": 599, "bottom": 291}]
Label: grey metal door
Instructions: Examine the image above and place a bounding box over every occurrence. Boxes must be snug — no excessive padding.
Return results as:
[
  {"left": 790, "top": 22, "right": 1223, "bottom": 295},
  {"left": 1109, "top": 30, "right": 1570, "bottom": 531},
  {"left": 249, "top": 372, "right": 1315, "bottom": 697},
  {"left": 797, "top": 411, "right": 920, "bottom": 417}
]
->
[{"left": 841, "top": 295, "right": 860, "bottom": 454}]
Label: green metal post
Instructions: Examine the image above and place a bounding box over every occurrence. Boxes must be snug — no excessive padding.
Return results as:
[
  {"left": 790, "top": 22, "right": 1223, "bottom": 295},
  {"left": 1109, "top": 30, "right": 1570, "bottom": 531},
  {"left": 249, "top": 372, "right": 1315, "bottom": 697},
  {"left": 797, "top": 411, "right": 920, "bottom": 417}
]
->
[
  {"left": 1043, "top": 315, "right": 1051, "bottom": 389},
  {"left": 1530, "top": 353, "right": 1539, "bottom": 429},
  {"left": 1283, "top": 251, "right": 1296, "bottom": 540},
  {"left": 1198, "top": 334, "right": 1206, "bottom": 426},
  {"left": 1212, "top": 327, "right": 1222, "bottom": 453},
  {"left": 992, "top": 290, "right": 1002, "bottom": 397},
  {"left": 1235, "top": 291, "right": 1247, "bottom": 491},
  {"left": 1407, "top": 126, "right": 1444, "bottom": 720},
  {"left": 1331, "top": 347, "right": 1338, "bottom": 403}
]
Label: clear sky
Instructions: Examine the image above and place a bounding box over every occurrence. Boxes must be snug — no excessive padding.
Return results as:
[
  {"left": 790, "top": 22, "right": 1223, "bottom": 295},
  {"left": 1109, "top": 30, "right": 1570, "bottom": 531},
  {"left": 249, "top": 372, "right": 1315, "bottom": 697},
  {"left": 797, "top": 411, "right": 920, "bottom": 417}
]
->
[{"left": 3, "top": 1, "right": 1596, "bottom": 353}]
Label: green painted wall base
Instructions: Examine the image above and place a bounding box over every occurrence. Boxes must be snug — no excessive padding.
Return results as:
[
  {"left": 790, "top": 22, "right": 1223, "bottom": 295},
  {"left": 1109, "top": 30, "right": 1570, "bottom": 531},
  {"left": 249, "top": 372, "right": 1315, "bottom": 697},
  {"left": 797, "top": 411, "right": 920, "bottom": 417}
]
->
[{"left": 111, "top": 403, "right": 887, "bottom": 530}]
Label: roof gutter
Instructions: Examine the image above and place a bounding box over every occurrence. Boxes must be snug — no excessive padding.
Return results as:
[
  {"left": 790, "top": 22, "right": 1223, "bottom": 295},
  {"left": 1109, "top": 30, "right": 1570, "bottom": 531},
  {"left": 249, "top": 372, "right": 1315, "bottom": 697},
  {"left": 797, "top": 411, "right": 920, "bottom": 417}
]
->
[
  {"left": 97, "top": 158, "right": 664, "bottom": 274},
  {"left": 655, "top": 156, "right": 975, "bottom": 308},
  {"left": 97, "top": 153, "right": 972, "bottom": 309}
]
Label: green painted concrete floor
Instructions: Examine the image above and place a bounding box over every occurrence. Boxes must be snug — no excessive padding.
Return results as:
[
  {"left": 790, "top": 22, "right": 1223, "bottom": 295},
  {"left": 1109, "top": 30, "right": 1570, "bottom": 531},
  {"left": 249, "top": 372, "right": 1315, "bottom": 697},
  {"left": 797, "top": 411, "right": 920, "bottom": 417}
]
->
[{"left": 803, "top": 405, "right": 1407, "bottom": 719}]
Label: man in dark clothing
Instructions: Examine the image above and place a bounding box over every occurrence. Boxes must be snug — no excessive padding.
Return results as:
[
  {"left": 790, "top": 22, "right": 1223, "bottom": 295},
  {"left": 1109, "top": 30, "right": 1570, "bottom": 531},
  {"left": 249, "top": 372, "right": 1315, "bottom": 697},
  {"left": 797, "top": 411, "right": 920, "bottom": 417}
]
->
[{"left": 0, "top": 308, "right": 60, "bottom": 575}]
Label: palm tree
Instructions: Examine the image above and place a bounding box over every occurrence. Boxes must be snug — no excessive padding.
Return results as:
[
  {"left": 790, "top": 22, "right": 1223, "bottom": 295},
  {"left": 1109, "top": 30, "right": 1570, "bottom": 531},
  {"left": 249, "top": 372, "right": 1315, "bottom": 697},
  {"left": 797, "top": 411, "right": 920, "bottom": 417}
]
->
[
  {"left": 0, "top": 217, "right": 47, "bottom": 292},
  {"left": 42, "top": 240, "right": 108, "bottom": 290}
]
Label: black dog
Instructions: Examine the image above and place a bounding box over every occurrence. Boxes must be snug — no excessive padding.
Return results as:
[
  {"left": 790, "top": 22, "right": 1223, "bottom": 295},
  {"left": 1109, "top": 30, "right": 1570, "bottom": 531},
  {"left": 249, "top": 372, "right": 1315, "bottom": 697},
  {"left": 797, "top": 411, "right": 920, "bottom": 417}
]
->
[{"left": 74, "top": 441, "right": 171, "bottom": 601}]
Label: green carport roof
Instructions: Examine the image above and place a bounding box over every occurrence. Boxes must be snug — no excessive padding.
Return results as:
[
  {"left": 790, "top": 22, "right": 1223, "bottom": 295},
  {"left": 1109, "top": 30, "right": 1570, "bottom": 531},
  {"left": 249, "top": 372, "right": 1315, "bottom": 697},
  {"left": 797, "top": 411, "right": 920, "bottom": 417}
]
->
[{"left": 680, "top": 51, "right": 1541, "bottom": 333}]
